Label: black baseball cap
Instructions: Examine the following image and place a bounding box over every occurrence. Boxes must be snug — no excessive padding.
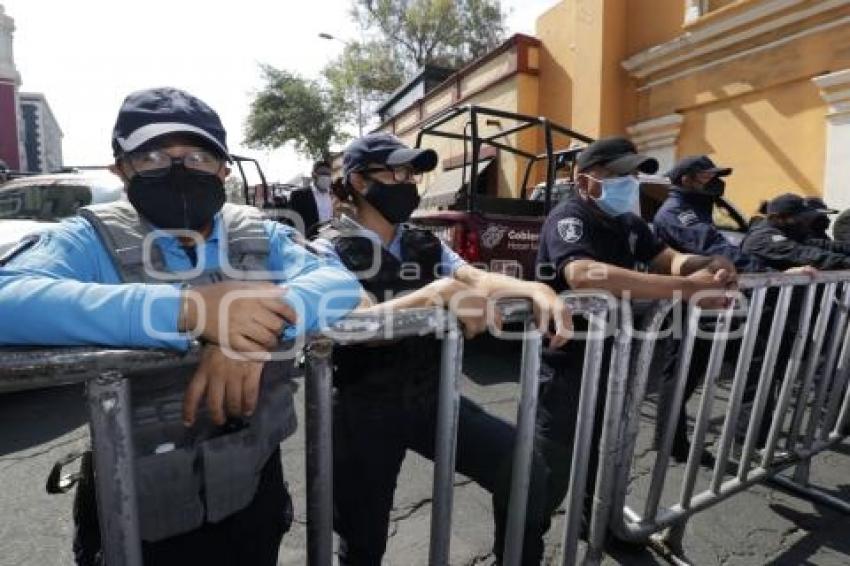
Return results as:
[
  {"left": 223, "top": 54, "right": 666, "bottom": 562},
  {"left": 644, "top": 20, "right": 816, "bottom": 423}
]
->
[
  {"left": 111, "top": 87, "right": 230, "bottom": 160},
  {"left": 767, "top": 193, "right": 821, "bottom": 216},
  {"left": 343, "top": 133, "right": 438, "bottom": 177},
  {"left": 576, "top": 137, "right": 659, "bottom": 175},
  {"left": 803, "top": 197, "right": 839, "bottom": 214},
  {"left": 665, "top": 155, "right": 732, "bottom": 185}
]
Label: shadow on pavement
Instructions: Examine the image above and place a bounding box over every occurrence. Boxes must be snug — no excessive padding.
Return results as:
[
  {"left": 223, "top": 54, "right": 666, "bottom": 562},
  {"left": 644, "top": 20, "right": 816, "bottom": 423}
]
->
[
  {"left": 766, "top": 494, "right": 850, "bottom": 565},
  {"left": 0, "top": 383, "right": 87, "bottom": 457}
]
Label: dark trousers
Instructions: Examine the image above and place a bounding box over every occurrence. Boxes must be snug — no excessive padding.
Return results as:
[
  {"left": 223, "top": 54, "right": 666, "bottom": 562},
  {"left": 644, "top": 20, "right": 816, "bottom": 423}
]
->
[
  {"left": 73, "top": 448, "right": 292, "bottom": 566},
  {"left": 656, "top": 291, "right": 800, "bottom": 455},
  {"left": 333, "top": 382, "right": 549, "bottom": 566},
  {"left": 535, "top": 345, "right": 611, "bottom": 536}
]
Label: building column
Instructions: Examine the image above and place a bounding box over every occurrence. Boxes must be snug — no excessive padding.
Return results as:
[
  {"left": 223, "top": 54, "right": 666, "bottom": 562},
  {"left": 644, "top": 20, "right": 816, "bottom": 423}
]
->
[
  {"left": 626, "top": 113, "right": 684, "bottom": 174},
  {"left": 813, "top": 70, "right": 850, "bottom": 212}
]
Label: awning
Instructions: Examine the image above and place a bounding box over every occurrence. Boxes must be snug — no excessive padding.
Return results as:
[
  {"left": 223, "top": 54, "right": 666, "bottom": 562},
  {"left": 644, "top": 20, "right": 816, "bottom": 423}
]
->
[{"left": 419, "top": 158, "right": 495, "bottom": 210}]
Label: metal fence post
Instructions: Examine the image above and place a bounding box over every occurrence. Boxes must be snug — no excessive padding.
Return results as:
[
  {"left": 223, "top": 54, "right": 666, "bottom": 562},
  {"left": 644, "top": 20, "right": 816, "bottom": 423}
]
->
[
  {"left": 428, "top": 315, "right": 464, "bottom": 566},
  {"left": 86, "top": 370, "right": 143, "bottom": 566},
  {"left": 305, "top": 339, "right": 335, "bottom": 566},
  {"left": 502, "top": 320, "right": 543, "bottom": 566},
  {"left": 559, "top": 310, "right": 607, "bottom": 565}
]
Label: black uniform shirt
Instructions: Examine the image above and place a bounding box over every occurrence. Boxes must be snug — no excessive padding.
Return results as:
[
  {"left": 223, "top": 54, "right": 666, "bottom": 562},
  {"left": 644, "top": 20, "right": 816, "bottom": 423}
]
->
[
  {"left": 741, "top": 219, "right": 850, "bottom": 271},
  {"left": 536, "top": 194, "right": 666, "bottom": 292},
  {"left": 536, "top": 195, "right": 667, "bottom": 376}
]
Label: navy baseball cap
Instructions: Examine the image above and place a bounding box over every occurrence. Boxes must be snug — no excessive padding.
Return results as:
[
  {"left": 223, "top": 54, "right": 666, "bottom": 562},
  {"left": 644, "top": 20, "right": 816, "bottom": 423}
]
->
[
  {"left": 343, "top": 133, "right": 438, "bottom": 177},
  {"left": 803, "top": 197, "right": 839, "bottom": 214},
  {"left": 111, "top": 87, "right": 230, "bottom": 160},
  {"left": 666, "top": 155, "right": 732, "bottom": 185},
  {"left": 767, "top": 193, "right": 820, "bottom": 216},
  {"left": 576, "top": 137, "right": 658, "bottom": 175}
]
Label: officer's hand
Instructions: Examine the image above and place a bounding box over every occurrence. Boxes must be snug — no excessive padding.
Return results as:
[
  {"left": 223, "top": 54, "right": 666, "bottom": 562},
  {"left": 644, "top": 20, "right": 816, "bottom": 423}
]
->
[
  {"left": 526, "top": 282, "right": 573, "bottom": 349},
  {"left": 180, "top": 281, "right": 297, "bottom": 356},
  {"left": 784, "top": 266, "right": 818, "bottom": 278},
  {"left": 183, "top": 344, "right": 266, "bottom": 426},
  {"left": 447, "top": 285, "right": 497, "bottom": 339},
  {"left": 685, "top": 268, "right": 733, "bottom": 309},
  {"left": 705, "top": 256, "right": 738, "bottom": 288}
]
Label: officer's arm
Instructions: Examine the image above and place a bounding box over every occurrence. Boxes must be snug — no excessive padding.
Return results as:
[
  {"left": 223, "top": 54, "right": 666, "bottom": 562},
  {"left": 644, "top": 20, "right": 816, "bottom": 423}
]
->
[
  {"left": 805, "top": 237, "right": 850, "bottom": 255},
  {"left": 266, "top": 222, "right": 363, "bottom": 338},
  {"left": 651, "top": 247, "right": 727, "bottom": 276},
  {"left": 0, "top": 224, "right": 189, "bottom": 349},
  {"left": 565, "top": 258, "right": 704, "bottom": 300},
  {"left": 752, "top": 235, "right": 850, "bottom": 270}
]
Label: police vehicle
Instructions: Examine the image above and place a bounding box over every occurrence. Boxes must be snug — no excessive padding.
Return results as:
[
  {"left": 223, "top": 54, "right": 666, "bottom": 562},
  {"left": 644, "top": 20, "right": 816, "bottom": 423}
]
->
[{"left": 411, "top": 106, "right": 749, "bottom": 280}]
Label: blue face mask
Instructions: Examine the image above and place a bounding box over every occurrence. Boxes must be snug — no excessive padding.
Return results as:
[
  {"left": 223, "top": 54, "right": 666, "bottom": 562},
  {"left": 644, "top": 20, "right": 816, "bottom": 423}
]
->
[{"left": 587, "top": 175, "right": 640, "bottom": 217}]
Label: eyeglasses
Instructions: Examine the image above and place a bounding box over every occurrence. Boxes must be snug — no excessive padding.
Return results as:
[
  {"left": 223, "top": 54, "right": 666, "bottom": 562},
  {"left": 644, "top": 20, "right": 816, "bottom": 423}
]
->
[
  {"left": 123, "top": 149, "right": 224, "bottom": 178},
  {"left": 359, "top": 166, "right": 423, "bottom": 184}
]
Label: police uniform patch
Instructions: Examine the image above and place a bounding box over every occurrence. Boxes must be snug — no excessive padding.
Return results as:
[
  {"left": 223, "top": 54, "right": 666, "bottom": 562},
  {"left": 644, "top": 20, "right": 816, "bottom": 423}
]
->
[
  {"left": 677, "top": 210, "right": 699, "bottom": 226},
  {"left": 771, "top": 234, "right": 787, "bottom": 242},
  {"left": 557, "top": 217, "right": 583, "bottom": 243}
]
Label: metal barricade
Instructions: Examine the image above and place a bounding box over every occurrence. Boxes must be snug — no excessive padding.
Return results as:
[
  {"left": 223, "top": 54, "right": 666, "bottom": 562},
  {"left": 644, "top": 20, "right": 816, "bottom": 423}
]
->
[
  {"left": 594, "top": 272, "right": 850, "bottom": 565},
  {"left": 0, "top": 292, "right": 618, "bottom": 566},
  {"left": 304, "top": 294, "right": 613, "bottom": 566}
]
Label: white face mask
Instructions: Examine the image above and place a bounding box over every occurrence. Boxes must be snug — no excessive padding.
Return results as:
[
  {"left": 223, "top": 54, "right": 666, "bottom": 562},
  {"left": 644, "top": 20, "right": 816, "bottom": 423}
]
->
[{"left": 315, "top": 175, "right": 332, "bottom": 192}]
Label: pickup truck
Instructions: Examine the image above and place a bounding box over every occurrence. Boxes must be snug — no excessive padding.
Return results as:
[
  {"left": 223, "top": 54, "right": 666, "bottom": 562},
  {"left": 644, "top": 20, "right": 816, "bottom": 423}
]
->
[{"left": 410, "top": 105, "right": 750, "bottom": 280}]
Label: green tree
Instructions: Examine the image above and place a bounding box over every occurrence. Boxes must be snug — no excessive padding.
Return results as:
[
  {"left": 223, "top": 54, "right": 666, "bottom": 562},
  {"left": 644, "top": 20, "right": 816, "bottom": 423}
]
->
[
  {"left": 245, "top": 1, "right": 507, "bottom": 158},
  {"left": 353, "top": 0, "right": 507, "bottom": 72},
  {"left": 324, "top": 0, "right": 507, "bottom": 133},
  {"left": 244, "top": 65, "right": 349, "bottom": 160}
]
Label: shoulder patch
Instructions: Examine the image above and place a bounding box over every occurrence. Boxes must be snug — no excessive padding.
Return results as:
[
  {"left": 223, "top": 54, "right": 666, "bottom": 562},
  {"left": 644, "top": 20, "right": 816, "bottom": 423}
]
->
[
  {"left": 677, "top": 210, "right": 699, "bottom": 226},
  {"left": 771, "top": 234, "right": 787, "bottom": 242},
  {"left": 557, "top": 217, "right": 584, "bottom": 243}
]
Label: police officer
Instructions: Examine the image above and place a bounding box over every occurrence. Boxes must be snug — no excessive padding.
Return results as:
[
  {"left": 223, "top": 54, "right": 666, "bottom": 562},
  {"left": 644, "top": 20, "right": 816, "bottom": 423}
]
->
[
  {"left": 535, "top": 137, "right": 737, "bottom": 527},
  {"left": 800, "top": 197, "right": 850, "bottom": 255},
  {"left": 653, "top": 158, "right": 815, "bottom": 460},
  {"left": 316, "top": 132, "right": 573, "bottom": 565},
  {"left": 0, "top": 88, "right": 361, "bottom": 565},
  {"left": 655, "top": 155, "right": 766, "bottom": 272},
  {"left": 742, "top": 193, "right": 850, "bottom": 270}
]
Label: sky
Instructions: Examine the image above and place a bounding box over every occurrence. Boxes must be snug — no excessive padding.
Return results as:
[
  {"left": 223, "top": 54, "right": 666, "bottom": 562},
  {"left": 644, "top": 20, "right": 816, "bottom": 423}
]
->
[{"left": 1, "top": 0, "right": 559, "bottom": 184}]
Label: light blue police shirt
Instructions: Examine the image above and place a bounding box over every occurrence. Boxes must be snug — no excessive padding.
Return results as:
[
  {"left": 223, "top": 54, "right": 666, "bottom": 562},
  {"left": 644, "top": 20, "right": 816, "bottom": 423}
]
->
[{"left": 0, "top": 212, "right": 362, "bottom": 350}]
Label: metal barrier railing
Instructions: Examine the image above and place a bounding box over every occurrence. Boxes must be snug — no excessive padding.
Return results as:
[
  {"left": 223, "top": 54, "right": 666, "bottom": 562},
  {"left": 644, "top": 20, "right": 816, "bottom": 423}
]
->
[
  {"left": 303, "top": 295, "right": 613, "bottom": 566},
  {"left": 594, "top": 272, "right": 850, "bottom": 565},
  {"left": 0, "top": 295, "right": 614, "bottom": 566},
  {"left": 10, "top": 274, "right": 845, "bottom": 565}
]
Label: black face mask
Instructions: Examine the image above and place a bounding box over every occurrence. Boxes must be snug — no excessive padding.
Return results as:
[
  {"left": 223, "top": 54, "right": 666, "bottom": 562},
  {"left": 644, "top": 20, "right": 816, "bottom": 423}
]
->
[
  {"left": 701, "top": 177, "right": 726, "bottom": 197},
  {"left": 127, "top": 165, "right": 225, "bottom": 231},
  {"left": 781, "top": 221, "right": 810, "bottom": 241},
  {"left": 362, "top": 179, "right": 420, "bottom": 224},
  {"left": 810, "top": 214, "right": 831, "bottom": 235}
]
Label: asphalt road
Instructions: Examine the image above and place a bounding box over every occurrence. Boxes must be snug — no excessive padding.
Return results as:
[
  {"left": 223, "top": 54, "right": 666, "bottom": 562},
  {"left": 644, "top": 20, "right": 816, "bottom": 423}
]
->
[{"left": 1, "top": 337, "right": 848, "bottom": 565}]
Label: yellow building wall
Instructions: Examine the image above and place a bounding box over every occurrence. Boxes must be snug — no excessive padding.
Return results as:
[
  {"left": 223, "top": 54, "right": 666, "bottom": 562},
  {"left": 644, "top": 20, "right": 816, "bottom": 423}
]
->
[
  {"left": 632, "top": 2, "right": 850, "bottom": 212},
  {"left": 677, "top": 77, "right": 826, "bottom": 216},
  {"left": 626, "top": 0, "right": 685, "bottom": 55}
]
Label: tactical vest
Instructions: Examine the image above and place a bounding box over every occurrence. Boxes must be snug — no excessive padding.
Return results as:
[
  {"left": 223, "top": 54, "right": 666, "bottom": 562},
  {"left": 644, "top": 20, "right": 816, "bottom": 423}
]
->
[
  {"left": 80, "top": 201, "right": 297, "bottom": 542},
  {"left": 319, "top": 222, "right": 444, "bottom": 390}
]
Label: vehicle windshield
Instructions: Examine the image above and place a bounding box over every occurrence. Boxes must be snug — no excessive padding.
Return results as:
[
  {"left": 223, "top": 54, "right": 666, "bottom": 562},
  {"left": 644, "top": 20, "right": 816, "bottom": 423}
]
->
[{"left": 0, "top": 184, "right": 93, "bottom": 221}]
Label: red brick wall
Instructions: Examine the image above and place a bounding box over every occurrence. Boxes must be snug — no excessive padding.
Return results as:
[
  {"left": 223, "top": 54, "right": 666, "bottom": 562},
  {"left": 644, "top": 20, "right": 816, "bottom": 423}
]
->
[{"left": 0, "top": 80, "right": 20, "bottom": 169}]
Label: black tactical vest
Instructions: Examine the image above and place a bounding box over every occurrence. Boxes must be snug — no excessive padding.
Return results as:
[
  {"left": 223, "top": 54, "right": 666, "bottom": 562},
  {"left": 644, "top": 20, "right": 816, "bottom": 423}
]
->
[{"left": 320, "top": 222, "right": 445, "bottom": 389}]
